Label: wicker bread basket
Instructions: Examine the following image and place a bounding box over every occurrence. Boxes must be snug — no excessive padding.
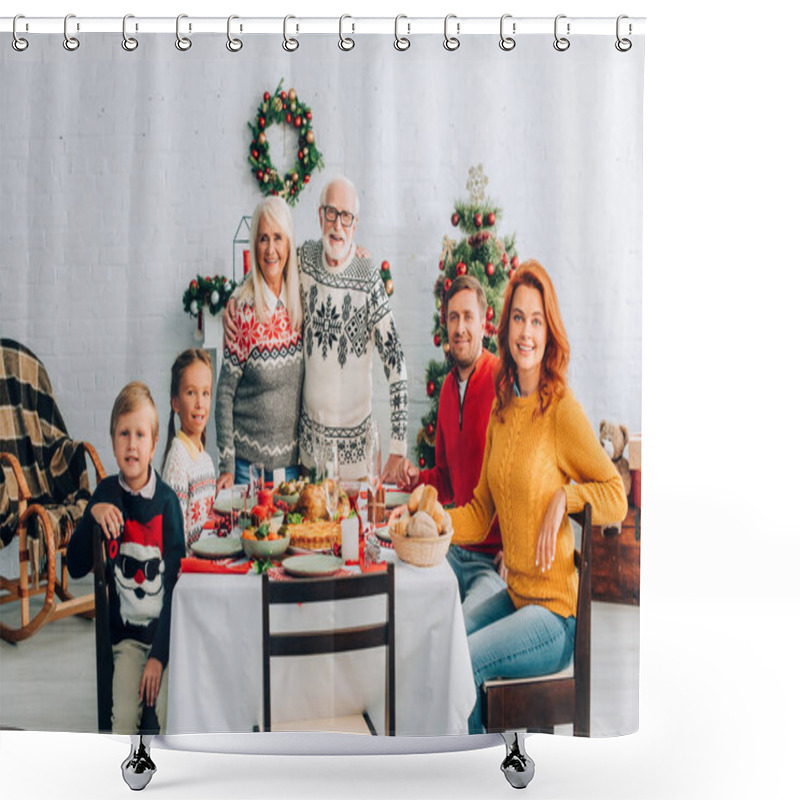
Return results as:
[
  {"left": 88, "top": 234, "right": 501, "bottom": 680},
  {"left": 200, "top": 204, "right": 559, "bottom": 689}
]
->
[{"left": 389, "top": 527, "right": 453, "bottom": 568}]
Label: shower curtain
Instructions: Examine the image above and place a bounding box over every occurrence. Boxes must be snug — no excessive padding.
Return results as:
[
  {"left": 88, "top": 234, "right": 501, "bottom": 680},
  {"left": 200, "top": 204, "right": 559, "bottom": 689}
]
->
[{"left": 0, "top": 24, "right": 643, "bottom": 742}]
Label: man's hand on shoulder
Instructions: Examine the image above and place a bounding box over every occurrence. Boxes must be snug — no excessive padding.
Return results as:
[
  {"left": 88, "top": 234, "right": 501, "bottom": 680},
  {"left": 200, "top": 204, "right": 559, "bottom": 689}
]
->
[
  {"left": 222, "top": 297, "right": 239, "bottom": 345},
  {"left": 355, "top": 245, "right": 371, "bottom": 260}
]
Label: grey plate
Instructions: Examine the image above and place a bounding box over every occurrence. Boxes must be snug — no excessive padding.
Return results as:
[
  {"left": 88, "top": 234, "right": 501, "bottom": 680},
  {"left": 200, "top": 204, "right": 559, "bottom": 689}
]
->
[
  {"left": 281, "top": 554, "right": 344, "bottom": 577},
  {"left": 191, "top": 536, "right": 243, "bottom": 559}
]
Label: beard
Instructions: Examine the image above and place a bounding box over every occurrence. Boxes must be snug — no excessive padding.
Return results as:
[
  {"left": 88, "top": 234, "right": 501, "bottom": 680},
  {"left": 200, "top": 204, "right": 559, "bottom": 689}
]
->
[{"left": 322, "top": 232, "right": 352, "bottom": 264}]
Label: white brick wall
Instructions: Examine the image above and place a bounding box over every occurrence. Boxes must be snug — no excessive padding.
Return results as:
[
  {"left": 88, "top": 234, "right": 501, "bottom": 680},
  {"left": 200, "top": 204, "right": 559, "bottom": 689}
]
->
[{"left": 1, "top": 34, "right": 642, "bottom": 473}]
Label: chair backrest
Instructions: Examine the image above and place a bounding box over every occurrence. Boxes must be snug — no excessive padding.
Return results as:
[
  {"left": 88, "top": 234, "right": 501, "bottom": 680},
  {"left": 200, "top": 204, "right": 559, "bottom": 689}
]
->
[
  {"left": 92, "top": 524, "right": 114, "bottom": 732},
  {"left": 261, "top": 563, "right": 395, "bottom": 734},
  {"left": 570, "top": 503, "right": 592, "bottom": 733}
]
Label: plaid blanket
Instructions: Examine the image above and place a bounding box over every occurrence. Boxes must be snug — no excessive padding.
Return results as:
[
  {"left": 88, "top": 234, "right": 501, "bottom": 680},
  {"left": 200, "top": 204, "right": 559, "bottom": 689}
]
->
[{"left": 0, "top": 339, "right": 91, "bottom": 549}]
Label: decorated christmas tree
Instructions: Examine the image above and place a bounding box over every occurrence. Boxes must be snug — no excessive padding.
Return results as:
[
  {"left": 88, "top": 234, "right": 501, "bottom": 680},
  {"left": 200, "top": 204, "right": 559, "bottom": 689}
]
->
[{"left": 415, "top": 166, "right": 519, "bottom": 469}]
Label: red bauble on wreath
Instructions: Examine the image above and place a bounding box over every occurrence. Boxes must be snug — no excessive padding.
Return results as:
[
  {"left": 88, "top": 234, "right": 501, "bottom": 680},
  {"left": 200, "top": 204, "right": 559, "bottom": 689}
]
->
[
  {"left": 426, "top": 381, "right": 436, "bottom": 397},
  {"left": 247, "top": 79, "right": 324, "bottom": 206},
  {"left": 426, "top": 423, "right": 435, "bottom": 437}
]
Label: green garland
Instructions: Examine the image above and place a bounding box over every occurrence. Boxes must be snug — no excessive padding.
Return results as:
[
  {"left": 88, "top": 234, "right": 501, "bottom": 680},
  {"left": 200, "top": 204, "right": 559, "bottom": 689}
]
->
[
  {"left": 182, "top": 275, "right": 237, "bottom": 319},
  {"left": 248, "top": 79, "right": 324, "bottom": 206}
]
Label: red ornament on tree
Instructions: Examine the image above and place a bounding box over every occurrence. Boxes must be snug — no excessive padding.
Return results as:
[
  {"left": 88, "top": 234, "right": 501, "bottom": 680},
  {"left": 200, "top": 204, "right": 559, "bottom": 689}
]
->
[
  {"left": 474, "top": 212, "right": 483, "bottom": 228},
  {"left": 251, "top": 149, "right": 259, "bottom": 160},
  {"left": 434, "top": 334, "right": 441, "bottom": 347},
  {"left": 486, "top": 262, "right": 495, "bottom": 277},
  {"left": 487, "top": 211, "right": 496, "bottom": 226},
  {"left": 286, "top": 113, "right": 292, "bottom": 124},
  {"left": 456, "top": 261, "right": 467, "bottom": 276},
  {"left": 263, "top": 92, "right": 271, "bottom": 102},
  {"left": 426, "top": 381, "right": 436, "bottom": 397},
  {"left": 426, "top": 423, "right": 435, "bottom": 437},
  {"left": 451, "top": 212, "right": 460, "bottom": 227},
  {"left": 280, "top": 91, "right": 287, "bottom": 100},
  {"left": 419, "top": 456, "right": 426, "bottom": 468},
  {"left": 444, "top": 278, "right": 452, "bottom": 292},
  {"left": 294, "top": 116, "right": 302, "bottom": 128},
  {"left": 487, "top": 306, "right": 495, "bottom": 321},
  {"left": 303, "top": 174, "right": 310, "bottom": 183},
  {"left": 511, "top": 255, "right": 519, "bottom": 270},
  {"left": 256, "top": 170, "right": 264, "bottom": 182},
  {"left": 259, "top": 117, "right": 266, "bottom": 129},
  {"left": 306, "top": 110, "right": 312, "bottom": 120},
  {"left": 439, "top": 260, "right": 445, "bottom": 271}
]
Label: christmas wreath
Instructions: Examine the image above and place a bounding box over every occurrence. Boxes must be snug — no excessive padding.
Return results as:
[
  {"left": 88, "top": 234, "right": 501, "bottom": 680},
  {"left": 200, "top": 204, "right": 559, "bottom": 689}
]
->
[
  {"left": 182, "top": 275, "right": 237, "bottom": 319},
  {"left": 248, "top": 79, "right": 324, "bottom": 206}
]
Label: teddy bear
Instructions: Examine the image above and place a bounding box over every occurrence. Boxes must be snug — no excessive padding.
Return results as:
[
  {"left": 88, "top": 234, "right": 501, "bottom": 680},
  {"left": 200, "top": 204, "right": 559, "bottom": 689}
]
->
[{"left": 598, "top": 420, "right": 632, "bottom": 536}]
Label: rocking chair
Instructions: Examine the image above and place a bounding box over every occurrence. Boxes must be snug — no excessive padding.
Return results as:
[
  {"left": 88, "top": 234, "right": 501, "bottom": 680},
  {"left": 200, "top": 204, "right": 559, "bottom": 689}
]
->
[{"left": 0, "top": 339, "right": 106, "bottom": 642}]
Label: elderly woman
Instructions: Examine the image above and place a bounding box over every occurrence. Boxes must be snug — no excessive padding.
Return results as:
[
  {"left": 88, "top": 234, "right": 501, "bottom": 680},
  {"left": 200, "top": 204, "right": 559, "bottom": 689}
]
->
[
  {"left": 215, "top": 196, "right": 304, "bottom": 491},
  {"left": 443, "top": 260, "right": 628, "bottom": 733}
]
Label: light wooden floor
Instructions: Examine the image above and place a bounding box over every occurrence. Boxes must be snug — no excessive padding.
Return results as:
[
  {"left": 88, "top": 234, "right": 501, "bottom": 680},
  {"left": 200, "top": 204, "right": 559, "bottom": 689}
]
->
[{"left": 1, "top": 573, "right": 639, "bottom": 736}]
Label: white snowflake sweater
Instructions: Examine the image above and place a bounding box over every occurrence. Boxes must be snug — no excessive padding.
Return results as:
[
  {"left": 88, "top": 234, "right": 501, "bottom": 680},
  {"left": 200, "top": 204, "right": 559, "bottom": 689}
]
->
[
  {"left": 298, "top": 240, "right": 408, "bottom": 478},
  {"left": 161, "top": 431, "right": 217, "bottom": 547}
]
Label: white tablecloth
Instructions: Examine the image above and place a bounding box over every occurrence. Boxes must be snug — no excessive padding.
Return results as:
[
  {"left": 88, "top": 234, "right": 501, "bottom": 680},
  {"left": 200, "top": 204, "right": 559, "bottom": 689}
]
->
[{"left": 166, "top": 551, "right": 476, "bottom": 736}]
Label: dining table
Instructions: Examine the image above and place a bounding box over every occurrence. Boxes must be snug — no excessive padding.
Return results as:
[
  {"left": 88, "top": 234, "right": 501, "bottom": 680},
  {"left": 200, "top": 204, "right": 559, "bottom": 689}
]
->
[{"left": 166, "top": 546, "right": 477, "bottom": 736}]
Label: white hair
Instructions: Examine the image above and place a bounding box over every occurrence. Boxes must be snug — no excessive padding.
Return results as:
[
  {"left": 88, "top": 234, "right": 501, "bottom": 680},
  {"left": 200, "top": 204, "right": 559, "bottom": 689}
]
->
[
  {"left": 319, "top": 175, "right": 360, "bottom": 217},
  {"left": 242, "top": 196, "right": 303, "bottom": 332}
]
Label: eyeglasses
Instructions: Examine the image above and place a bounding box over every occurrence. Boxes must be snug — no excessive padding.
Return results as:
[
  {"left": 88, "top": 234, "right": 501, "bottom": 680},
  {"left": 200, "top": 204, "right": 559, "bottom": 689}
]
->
[{"left": 321, "top": 205, "right": 356, "bottom": 228}]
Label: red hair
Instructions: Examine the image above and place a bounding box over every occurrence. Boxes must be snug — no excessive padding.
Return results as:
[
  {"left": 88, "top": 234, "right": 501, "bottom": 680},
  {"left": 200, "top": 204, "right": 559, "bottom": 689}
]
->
[{"left": 494, "top": 260, "right": 570, "bottom": 421}]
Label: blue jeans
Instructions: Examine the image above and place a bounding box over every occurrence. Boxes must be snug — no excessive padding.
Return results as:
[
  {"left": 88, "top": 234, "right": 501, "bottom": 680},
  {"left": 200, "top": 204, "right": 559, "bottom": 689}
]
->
[
  {"left": 446, "top": 546, "right": 507, "bottom": 617},
  {"left": 464, "top": 589, "right": 576, "bottom": 734},
  {"left": 234, "top": 457, "right": 299, "bottom": 486}
]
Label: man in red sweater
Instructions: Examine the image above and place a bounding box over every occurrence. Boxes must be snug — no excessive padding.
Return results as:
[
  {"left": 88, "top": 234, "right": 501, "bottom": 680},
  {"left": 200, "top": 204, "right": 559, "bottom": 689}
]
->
[{"left": 400, "top": 276, "right": 506, "bottom": 613}]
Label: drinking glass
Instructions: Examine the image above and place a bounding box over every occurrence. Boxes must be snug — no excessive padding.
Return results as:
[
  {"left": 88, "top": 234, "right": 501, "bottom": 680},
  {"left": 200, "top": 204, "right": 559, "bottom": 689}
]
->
[
  {"left": 323, "top": 443, "right": 340, "bottom": 521},
  {"left": 365, "top": 420, "right": 381, "bottom": 523},
  {"left": 249, "top": 463, "right": 266, "bottom": 503}
]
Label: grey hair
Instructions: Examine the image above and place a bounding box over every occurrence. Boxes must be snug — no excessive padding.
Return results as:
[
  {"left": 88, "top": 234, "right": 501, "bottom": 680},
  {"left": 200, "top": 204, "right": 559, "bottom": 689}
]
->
[{"left": 319, "top": 175, "right": 360, "bottom": 217}]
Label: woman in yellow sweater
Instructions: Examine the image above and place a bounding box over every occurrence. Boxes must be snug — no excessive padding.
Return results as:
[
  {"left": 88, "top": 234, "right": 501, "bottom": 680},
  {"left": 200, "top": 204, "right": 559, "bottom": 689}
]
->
[{"left": 446, "top": 260, "right": 628, "bottom": 734}]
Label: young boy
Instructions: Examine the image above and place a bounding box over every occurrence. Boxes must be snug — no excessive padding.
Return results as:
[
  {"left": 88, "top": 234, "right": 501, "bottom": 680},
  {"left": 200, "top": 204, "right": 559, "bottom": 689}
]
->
[{"left": 67, "top": 381, "right": 185, "bottom": 736}]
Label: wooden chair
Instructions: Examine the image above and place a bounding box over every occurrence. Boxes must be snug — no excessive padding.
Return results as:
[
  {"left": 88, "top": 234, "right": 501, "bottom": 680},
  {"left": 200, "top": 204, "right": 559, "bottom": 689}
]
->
[
  {"left": 261, "top": 563, "right": 395, "bottom": 735},
  {"left": 1, "top": 339, "right": 106, "bottom": 642},
  {"left": 93, "top": 522, "right": 114, "bottom": 732},
  {"left": 481, "top": 503, "right": 593, "bottom": 736}
]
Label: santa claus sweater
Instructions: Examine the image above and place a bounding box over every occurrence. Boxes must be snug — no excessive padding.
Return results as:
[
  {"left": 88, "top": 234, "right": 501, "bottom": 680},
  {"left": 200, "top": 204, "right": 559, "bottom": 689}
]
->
[
  {"left": 66, "top": 472, "right": 185, "bottom": 666},
  {"left": 162, "top": 430, "right": 217, "bottom": 547},
  {"left": 418, "top": 350, "right": 502, "bottom": 556},
  {"left": 298, "top": 240, "right": 408, "bottom": 478}
]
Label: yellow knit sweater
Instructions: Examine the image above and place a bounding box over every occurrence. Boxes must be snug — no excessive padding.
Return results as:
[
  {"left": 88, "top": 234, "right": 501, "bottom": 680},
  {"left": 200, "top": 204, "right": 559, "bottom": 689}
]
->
[{"left": 449, "top": 388, "right": 628, "bottom": 619}]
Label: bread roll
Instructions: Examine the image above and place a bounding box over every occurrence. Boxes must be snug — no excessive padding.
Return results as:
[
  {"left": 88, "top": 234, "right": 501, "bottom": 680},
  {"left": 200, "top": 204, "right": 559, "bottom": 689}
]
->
[
  {"left": 418, "top": 485, "right": 439, "bottom": 517},
  {"left": 431, "top": 501, "right": 446, "bottom": 533},
  {"left": 440, "top": 511, "right": 453, "bottom": 536},
  {"left": 394, "top": 511, "right": 410, "bottom": 538},
  {"left": 407, "top": 510, "right": 438, "bottom": 539},
  {"left": 408, "top": 483, "right": 426, "bottom": 514}
]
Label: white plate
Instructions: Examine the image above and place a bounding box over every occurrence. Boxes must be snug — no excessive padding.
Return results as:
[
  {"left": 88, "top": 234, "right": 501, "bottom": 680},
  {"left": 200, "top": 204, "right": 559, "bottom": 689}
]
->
[
  {"left": 375, "top": 524, "right": 392, "bottom": 542},
  {"left": 191, "top": 536, "right": 243, "bottom": 559},
  {"left": 281, "top": 554, "right": 344, "bottom": 577}
]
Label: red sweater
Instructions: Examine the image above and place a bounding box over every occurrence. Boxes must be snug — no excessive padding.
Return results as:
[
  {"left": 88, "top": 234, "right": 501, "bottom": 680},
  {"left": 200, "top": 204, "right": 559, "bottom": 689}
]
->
[{"left": 419, "top": 350, "right": 501, "bottom": 556}]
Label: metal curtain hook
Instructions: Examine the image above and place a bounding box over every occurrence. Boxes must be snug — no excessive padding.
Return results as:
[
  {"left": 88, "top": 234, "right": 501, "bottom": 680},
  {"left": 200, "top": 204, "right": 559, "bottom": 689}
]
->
[
  {"left": 553, "top": 14, "right": 570, "bottom": 52},
  {"left": 283, "top": 15, "right": 299, "bottom": 52},
  {"left": 615, "top": 15, "right": 632, "bottom": 51},
  {"left": 176, "top": 14, "right": 192, "bottom": 51},
  {"left": 226, "top": 15, "right": 243, "bottom": 52},
  {"left": 122, "top": 14, "right": 138, "bottom": 51},
  {"left": 63, "top": 13, "right": 80, "bottom": 51},
  {"left": 394, "top": 15, "right": 410, "bottom": 51},
  {"left": 499, "top": 14, "right": 516, "bottom": 51},
  {"left": 443, "top": 14, "right": 460, "bottom": 51},
  {"left": 12, "top": 14, "right": 29, "bottom": 52},
  {"left": 339, "top": 14, "right": 355, "bottom": 51}
]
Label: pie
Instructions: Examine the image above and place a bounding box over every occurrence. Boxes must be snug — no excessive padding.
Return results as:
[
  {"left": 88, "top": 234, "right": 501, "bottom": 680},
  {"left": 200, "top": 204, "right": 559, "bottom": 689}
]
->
[{"left": 287, "top": 519, "right": 341, "bottom": 551}]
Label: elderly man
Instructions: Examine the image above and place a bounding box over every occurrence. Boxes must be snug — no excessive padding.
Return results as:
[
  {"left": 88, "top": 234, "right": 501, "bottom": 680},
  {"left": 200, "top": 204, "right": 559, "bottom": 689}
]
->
[
  {"left": 399, "top": 275, "right": 505, "bottom": 613},
  {"left": 224, "top": 176, "right": 408, "bottom": 482}
]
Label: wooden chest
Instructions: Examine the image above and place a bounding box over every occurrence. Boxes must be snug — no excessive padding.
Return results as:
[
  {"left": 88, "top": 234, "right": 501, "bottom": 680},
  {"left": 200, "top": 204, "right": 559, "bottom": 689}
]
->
[{"left": 590, "top": 506, "right": 640, "bottom": 605}]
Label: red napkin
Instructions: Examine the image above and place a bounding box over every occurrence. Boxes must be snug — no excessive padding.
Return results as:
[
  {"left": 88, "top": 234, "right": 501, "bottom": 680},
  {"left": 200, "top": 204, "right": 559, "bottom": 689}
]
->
[{"left": 180, "top": 557, "right": 251, "bottom": 575}]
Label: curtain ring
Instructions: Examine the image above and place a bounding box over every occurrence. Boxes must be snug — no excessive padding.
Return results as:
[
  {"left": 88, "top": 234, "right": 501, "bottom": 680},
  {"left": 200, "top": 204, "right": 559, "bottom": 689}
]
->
[
  {"left": 12, "top": 15, "right": 29, "bottom": 52},
  {"left": 122, "top": 14, "right": 138, "bottom": 51},
  {"left": 499, "top": 14, "right": 515, "bottom": 51},
  {"left": 553, "top": 14, "right": 570, "bottom": 52},
  {"left": 175, "top": 14, "right": 192, "bottom": 51},
  {"left": 615, "top": 15, "right": 632, "bottom": 52},
  {"left": 283, "top": 15, "right": 299, "bottom": 52},
  {"left": 63, "top": 13, "right": 80, "bottom": 51},
  {"left": 226, "top": 15, "right": 243, "bottom": 52},
  {"left": 339, "top": 15, "right": 355, "bottom": 51},
  {"left": 443, "top": 14, "right": 460, "bottom": 51},
  {"left": 394, "top": 15, "right": 410, "bottom": 51}
]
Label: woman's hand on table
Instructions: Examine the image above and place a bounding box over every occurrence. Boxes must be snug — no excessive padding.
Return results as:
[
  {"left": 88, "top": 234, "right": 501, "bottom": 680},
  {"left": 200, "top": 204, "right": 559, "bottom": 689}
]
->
[
  {"left": 535, "top": 488, "right": 567, "bottom": 572},
  {"left": 397, "top": 458, "right": 419, "bottom": 491},
  {"left": 222, "top": 297, "right": 239, "bottom": 344},
  {"left": 139, "top": 657, "right": 163, "bottom": 707},
  {"left": 216, "top": 473, "right": 234, "bottom": 493},
  {"left": 91, "top": 502, "right": 124, "bottom": 540}
]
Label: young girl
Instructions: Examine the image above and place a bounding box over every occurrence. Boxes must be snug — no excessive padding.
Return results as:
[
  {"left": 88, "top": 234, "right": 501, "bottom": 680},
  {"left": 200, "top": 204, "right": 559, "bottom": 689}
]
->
[{"left": 161, "top": 349, "right": 217, "bottom": 547}]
